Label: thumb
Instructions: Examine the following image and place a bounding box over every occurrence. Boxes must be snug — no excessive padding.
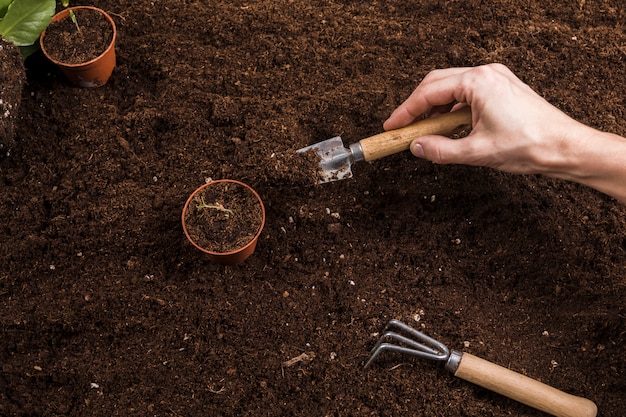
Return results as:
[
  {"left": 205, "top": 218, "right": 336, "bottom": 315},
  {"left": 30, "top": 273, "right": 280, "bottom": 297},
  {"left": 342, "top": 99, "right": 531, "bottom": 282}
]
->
[{"left": 410, "top": 135, "right": 477, "bottom": 165}]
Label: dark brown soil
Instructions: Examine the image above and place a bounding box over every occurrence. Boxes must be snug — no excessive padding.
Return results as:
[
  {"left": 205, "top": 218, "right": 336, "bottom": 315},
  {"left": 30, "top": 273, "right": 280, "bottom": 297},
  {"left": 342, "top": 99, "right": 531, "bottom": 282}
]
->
[
  {"left": 1, "top": 1, "right": 625, "bottom": 416},
  {"left": 244, "top": 147, "right": 322, "bottom": 188},
  {"left": 183, "top": 181, "right": 264, "bottom": 253},
  {"left": 42, "top": 8, "right": 113, "bottom": 64},
  {"left": 0, "top": 37, "right": 25, "bottom": 155}
]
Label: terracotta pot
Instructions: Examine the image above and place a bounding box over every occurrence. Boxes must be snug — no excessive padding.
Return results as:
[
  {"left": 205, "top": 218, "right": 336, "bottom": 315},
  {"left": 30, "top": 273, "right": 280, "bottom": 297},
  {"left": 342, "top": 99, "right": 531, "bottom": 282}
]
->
[
  {"left": 40, "top": 6, "right": 116, "bottom": 88},
  {"left": 182, "top": 180, "right": 266, "bottom": 265}
]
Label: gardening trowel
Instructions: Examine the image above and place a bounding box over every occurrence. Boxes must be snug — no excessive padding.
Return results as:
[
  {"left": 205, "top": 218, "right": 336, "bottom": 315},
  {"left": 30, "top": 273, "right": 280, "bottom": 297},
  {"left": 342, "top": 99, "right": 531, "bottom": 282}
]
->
[{"left": 297, "top": 107, "right": 472, "bottom": 183}]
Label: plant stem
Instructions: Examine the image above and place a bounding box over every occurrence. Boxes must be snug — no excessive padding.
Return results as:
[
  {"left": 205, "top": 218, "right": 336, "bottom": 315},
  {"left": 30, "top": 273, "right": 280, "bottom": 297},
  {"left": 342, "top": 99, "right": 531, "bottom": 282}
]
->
[
  {"left": 197, "top": 197, "right": 233, "bottom": 215},
  {"left": 69, "top": 10, "right": 81, "bottom": 34}
]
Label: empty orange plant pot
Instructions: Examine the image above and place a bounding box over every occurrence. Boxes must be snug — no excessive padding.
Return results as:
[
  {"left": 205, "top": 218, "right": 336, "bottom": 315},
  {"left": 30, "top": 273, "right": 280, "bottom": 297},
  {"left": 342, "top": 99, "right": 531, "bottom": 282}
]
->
[
  {"left": 40, "top": 6, "right": 116, "bottom": 88},
  {"left": 182, "top": 180, "right": 266, "bottom": 265}
]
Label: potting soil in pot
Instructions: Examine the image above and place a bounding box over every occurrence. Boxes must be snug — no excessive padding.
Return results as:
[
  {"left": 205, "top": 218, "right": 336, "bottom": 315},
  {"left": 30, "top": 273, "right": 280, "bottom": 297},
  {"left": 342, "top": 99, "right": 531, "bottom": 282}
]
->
[
  {"left": 184, "top": 182, "right": 263, "bottom": 253},
  {"left": 42, "top": 8, "right": 113, "bottom": 64}
]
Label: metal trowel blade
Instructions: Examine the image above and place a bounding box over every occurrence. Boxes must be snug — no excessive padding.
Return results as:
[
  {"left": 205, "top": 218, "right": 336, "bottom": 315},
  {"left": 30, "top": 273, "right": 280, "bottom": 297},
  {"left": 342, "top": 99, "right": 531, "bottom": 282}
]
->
[{"left": 297, "top": 136, "right": 354, "bottom": 183}]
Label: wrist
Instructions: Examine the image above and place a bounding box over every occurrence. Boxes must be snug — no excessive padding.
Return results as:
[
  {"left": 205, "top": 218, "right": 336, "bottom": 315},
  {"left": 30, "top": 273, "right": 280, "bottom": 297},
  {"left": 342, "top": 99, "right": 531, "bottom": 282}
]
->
[{"left": 544, "top": 123, "right": 626, "bottom": 202}]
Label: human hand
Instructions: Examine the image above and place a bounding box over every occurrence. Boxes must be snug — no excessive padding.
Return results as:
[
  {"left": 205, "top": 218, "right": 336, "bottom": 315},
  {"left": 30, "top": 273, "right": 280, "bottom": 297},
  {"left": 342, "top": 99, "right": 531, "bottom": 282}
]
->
[{"left": 384, "top": 63, "right": 587, "bottom": 177}]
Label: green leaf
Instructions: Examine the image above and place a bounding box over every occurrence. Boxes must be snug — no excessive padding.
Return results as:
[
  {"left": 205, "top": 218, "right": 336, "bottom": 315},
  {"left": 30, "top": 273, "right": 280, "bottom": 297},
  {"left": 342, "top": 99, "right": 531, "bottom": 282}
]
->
[
  {"left": 0, "top": 0, "right": 56, "bottom": 46},
  {"left": 0, "top": 0, "right": 13, "bottom": 18}
]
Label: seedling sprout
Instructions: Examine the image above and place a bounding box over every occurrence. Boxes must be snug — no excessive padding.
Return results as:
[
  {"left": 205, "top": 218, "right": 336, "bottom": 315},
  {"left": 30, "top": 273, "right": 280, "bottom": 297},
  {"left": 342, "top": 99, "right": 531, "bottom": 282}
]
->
[
  {"left": 61, "top": 0, "right": 81, "bottom": 33},
  {"left": 196, "top": 196, "right": 233, "bottom": 217}
]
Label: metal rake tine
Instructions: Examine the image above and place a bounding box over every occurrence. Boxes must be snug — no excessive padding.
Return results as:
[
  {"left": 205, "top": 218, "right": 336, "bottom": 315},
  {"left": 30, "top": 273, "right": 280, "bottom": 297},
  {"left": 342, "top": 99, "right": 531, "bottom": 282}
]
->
[
  {"left": 369, "top": 331, "right": 441, "bottom": 356},
  {"left": 383, "top": 319, "right": 426, "bottom": 335},
  {"left": 365, "top": 320, "right": 450, "bottom": 369},
  {"left": 382, "top": 319, "right": 407, "bottom": 332},
  {"left": 364, "top": 340, "right": 444, "bottom": 369},
  {"left": 365, "top": 342, "right": 419, "bottom": 369},
  {"left": 382, "top": 320, "right": 449, "bottom": 357}
]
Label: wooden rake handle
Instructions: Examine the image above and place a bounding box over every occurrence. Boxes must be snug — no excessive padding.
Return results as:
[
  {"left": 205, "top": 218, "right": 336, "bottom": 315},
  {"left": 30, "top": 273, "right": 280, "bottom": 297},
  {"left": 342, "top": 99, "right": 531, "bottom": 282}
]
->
[
  {"left": 451, "top": 352, "right": 597, "bottom": 417},
  {"left": 359, "top": 106, "right": 472, "bottom": 162}
]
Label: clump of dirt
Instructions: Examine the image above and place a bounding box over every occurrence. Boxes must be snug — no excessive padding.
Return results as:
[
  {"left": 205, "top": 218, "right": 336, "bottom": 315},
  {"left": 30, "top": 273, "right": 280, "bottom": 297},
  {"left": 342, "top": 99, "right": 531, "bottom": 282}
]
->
[
  {"left": 254, "top": 148, "right": 322, "bottom": 187},
  {"left": 0, "top": 37, "right": 25, "bottom": 157}
]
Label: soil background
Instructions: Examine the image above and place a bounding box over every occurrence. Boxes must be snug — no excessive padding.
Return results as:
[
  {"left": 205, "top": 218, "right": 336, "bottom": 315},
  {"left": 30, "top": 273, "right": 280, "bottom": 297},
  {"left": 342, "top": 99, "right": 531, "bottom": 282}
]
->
[{"left": 1, "top": 0, "right": 625, "bottom": 416}]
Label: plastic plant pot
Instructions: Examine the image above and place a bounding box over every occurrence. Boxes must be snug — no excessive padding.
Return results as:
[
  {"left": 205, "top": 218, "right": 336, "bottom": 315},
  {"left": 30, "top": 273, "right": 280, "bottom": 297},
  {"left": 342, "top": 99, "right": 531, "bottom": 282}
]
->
[
  {"left": 40, "top": 6, "right": 116, "bottom": 88},
  {"left": 182, "top": 180, "right": 266, "bottom": 265}
]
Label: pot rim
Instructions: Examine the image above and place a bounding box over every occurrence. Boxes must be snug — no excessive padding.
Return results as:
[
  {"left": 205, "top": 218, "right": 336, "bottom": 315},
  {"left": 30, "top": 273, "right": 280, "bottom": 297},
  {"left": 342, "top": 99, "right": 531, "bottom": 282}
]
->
[
  {"left": 181, "top": 179, "right": 266, "bottom": 257},
  {"left": 40, "top": 6, "right": 117, "bottom": 68}
]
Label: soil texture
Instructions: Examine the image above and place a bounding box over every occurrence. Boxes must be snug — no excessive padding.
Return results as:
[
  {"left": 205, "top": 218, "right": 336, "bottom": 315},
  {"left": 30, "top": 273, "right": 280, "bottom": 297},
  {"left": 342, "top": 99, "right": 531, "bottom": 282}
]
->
[
  {"left": 0, "top": 37, "right": 25, "bottom": 155},
  {"left": 1, "top": 0, "right": 625, "bottom": 416}
]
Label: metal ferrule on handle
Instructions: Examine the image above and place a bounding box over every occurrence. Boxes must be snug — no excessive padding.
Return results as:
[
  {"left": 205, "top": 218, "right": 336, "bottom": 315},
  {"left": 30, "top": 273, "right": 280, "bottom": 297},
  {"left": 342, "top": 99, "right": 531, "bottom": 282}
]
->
[
  {"left": 444, "top": 350, "right": 463, "bottom": 373},
  {"left": 349, "top": 142, "right": 365, "bottom": 163}
]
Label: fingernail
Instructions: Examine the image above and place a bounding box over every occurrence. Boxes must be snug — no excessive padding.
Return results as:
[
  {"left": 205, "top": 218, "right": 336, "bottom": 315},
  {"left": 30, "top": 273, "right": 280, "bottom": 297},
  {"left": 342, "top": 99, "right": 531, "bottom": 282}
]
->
[{"left": 411, "top": 143, "right": 425, "bottom": 158}]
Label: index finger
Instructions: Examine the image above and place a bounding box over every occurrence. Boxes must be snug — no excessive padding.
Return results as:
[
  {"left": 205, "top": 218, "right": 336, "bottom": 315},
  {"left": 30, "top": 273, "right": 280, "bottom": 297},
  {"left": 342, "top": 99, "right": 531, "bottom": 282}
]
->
[{"left": 384, "top": 67, "right": 473, "bottom": 131}]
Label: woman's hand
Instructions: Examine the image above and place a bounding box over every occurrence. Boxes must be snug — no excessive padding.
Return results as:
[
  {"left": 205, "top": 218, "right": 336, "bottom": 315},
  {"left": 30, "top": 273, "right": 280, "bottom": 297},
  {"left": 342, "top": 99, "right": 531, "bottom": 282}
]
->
[{"left": 385, "top": 63, "right": 626, "bottom": 203}]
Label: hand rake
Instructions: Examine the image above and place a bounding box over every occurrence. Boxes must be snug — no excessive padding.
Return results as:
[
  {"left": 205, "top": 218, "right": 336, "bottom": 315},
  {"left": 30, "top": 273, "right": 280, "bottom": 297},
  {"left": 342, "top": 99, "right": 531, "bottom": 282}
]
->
[{"left": 365, "top": 320, "right": 597, "bottom": 417}]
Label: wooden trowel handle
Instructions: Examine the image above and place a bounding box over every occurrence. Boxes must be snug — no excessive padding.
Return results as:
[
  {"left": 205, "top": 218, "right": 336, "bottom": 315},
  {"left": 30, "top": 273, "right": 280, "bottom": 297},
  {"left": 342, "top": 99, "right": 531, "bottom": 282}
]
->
[
  {"left": 453, "top": 352, "right": 597, "bottom": 417},
  {"left": 359, "top": 106, "right": 472, "bottom": 162}
]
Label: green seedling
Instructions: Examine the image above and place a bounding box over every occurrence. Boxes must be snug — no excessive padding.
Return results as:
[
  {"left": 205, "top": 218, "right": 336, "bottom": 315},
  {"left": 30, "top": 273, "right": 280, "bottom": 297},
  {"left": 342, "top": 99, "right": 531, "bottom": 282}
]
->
[
  {"left": 68, "top": 9, "right": 79, "bottom": 32},
  {"left": 197, "top": 196, "right": 233, "bottom": 216},
  {"left": 61, "top": 0, "right": 80, "bottom": 33}
]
